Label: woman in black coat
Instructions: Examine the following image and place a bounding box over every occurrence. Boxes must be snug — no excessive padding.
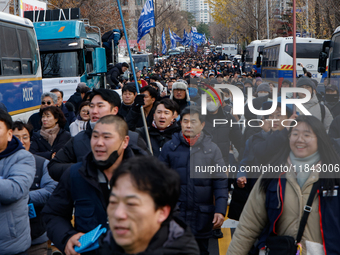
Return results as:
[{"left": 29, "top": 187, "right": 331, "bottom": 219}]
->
[{"left": 30, "top": 106, "right": 71, "bottom": 160}]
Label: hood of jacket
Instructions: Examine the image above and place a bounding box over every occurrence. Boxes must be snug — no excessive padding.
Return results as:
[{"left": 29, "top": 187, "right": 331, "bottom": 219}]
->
[
  {"left": 98, "top": 217, "right": 199, "bottom": 255},
  {"left": 302, "top": 93, "right": 319, "bottom": 109},
  {"left": 0, "top": 136, "right": 24, "bottom": 160},
  {"left": 115, "top": 63, "right": 124, "bottom": 74}
]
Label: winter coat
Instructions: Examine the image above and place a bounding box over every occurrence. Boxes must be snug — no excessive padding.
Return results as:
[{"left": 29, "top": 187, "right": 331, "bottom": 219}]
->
[
  {"left": 97, "top": 217, "right": 199, "bottom": 255},
  {"left": 325, "top": 101, "right": 340, "bottom": 118},
  {"left": 228, "top": 131, "right": 269, "bottom": 221},
  {"left": 329, "top": 114, "right": 340, "bottom": 139},
  {"left": 204, "top": 107, "right": 242, "bottom": 165},
  {"left": 30, "top": 128, "right": 71, "bottom": 160},
  {"left": 136, "top": 122, "right": 181, "bottom": 157},
  {"left": 227, "top": 169, "right": 339, "bottom": 255},
  {"left": 61, "top": 103, "right": 76, "bottom": 125},
  {"left": 296, "top": 94, "right": 333, "bottom": 132},
  {"left": 69, "top": 119, "right": 87, "bottom": 137},
  {"left": 107, "top": 63, "right": 125, "bottom": 88},
  {"left": 67, "top": 91, "right": 83, "bottom": 115},
  {"left": 47, "top": 122, "right": 150, "bottom": 181},
  {"left": 0, "top": 137, "right": 35, "bottom": 255},
  {"left": 159, "top": 132, "right": 228, "bottom": 239},
  {"left": 118, "top": 103, "right": 132, "bottom": 118},
  {"left": 30, "top": 155, "right": 57, "bottom": 244},
  {"left": 125, "top": 106, "right": 155, "bottom": 131},
  {"left": 42, "top": 148, "right": 141, "bottom": 254}
]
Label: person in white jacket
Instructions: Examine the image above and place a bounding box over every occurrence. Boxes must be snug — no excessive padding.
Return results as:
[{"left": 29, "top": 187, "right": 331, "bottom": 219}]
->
[{"left": 69, "top": 101, "right": 90, "bottom": 137}]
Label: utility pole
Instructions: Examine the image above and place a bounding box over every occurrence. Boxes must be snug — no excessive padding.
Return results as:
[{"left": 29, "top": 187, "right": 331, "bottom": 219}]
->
[
  {"left": 266, "top": 0, "right": 269, "bottom": 39},
  {"left": 306, "top": 0, "right": 309, "bottom": 36}
]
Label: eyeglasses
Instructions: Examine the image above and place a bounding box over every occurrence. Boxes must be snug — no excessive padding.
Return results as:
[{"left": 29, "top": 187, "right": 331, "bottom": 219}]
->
[
  {"left": 41, "top": 101, "right": 52, "bottom": 105},
  {"left": 289, "top": 132, "right": 316, "bottom": 142}
]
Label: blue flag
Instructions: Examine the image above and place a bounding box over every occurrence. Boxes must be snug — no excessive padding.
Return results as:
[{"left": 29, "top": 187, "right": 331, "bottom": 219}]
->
[
  {"left": 162, "top": 29, "right": 167, "bottom": 55},
  {"left": 182, "top": 29, "right": 190, "bottom": 46},
  {"left": 172, "top": 32, "right": 183, "bottom": 43},
  {"left": 169, "top": 29, "right": 176, "bottom": 50},
  {"left": 137, "top": 0, "right": 155, "bottom": 43}
]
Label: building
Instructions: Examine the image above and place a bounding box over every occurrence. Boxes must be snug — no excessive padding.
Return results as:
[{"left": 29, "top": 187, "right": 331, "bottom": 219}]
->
[{"left": 182, "top": 0, "right": 211, "bottom": 24}]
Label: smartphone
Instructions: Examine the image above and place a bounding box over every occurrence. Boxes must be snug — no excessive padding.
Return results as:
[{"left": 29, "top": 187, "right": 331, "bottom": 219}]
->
[{"left": 297, "top": 63, "right": 301, "bottom": 66}]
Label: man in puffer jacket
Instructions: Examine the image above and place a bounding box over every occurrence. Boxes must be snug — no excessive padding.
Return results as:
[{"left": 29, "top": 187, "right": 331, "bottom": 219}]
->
[
  {"left": 159, "top": 106, "right": 228, "bottom": 255},
  {"left": 0, "top": 109, "right": 35, "bottom": 255}
]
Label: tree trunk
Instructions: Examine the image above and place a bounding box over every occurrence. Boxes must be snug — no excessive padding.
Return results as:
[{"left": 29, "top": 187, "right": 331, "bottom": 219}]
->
[{"left": 315, "top": 0, "right": 320, "bottom": 38}]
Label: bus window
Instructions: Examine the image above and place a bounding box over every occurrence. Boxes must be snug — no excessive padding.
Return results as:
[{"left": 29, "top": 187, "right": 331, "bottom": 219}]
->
[
  {"left": 285, "top": 43, "right": 323, "bottom": 59},
  {"left": 18, "top": 29, "right": 33, "bottom": 75}
]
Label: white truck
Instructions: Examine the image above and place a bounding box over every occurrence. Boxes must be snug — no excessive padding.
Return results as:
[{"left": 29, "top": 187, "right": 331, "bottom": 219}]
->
[{"left": 222, "top": 44, "right": 238, "bottom": 57}]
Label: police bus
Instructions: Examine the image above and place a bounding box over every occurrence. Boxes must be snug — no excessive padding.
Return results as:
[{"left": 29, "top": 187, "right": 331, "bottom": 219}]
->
[
  {"left": 319, "top": 26, "right": 340, "bottom": 88},
  {"left": 244, "top": 39, "right": 271, "bottom": 74},
  {"left": 261, "top": 37, "right": 325, "bottom": 86},
  {"left": 0, "top": 12, "right": 42, "bottom": 121}
]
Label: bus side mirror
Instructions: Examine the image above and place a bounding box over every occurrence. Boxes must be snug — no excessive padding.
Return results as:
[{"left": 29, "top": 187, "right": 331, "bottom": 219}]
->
[
  {"left": 318, "top": 51, "right": 328, "bottom": 74},
  {"left": 94, "top": 47, "right": 107, "bottom": 74},
  {"left": 256, "top": 56, "right": 261, "bottom": 68}
]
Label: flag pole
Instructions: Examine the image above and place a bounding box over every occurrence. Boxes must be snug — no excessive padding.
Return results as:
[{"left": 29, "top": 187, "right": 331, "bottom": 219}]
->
[{"left": 116, "top": 0, "right": 154, "bottom": 155}]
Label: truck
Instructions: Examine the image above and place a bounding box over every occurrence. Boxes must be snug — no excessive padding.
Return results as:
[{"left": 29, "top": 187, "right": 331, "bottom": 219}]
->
[
  {"left": 221, "top": 43, "right": 238, "bottom": 57},
  {"left": 24, "top": 9, "right": 107, "bottom": 101}
]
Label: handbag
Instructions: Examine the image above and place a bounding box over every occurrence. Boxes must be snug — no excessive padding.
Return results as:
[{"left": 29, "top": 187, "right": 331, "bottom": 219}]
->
[{"left": 265, "top": 180, "right": 319, "bottom": 255}]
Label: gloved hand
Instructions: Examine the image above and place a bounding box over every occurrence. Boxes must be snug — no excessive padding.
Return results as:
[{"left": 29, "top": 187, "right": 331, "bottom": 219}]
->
[{"left": 132, "top": 94, "right": 145, "bottom": 111}]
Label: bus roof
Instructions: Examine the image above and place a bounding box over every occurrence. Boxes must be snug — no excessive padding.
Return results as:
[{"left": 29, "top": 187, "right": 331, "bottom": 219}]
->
[
  {"left": 34, "top": 20, "right": 87, "bottom": 40},
  {"left": 0, "top": 12, "right": 33, "bottom": 27},
  {"left": 247, "top": 39, "right": 271, "bottom": 47},
  {"left": 264, "top": 37, "right": 325, "bottom": 47}
]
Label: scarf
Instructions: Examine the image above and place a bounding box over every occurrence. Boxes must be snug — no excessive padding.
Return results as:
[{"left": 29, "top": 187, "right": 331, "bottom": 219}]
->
[
  {"left": 40, "top": 124, "right": 60, "bottom": 146},
  {"left": 289, "top": 151, "right": 321, "bottom": 188},
  {"left": 182, "top": 132, "right": 201, "bottom": 146}
]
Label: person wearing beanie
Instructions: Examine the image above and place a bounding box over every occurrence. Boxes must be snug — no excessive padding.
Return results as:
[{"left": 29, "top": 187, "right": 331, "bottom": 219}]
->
[
  {"left": 170, "top": 80, "right": 191, "bottom": 114},
  {"left": 324, "top": 85, "right": 340, "bottom": 118},
  {"left": 296, "top": 77, "right": 333, "bottom": 131},
  {"left": 243, "top": 79, "right": 253, "bottom": 88},
  {"left": 255, "top": 77, "right": 262, "bottom": 87},
  {"left": 256, "top": 83, "right": 271, "bottom": 98}
]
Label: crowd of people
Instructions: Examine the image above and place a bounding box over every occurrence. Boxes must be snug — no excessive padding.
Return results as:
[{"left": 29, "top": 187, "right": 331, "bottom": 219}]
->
[{"left": 1, "top": 49, "right": 340, "bottom": 255}]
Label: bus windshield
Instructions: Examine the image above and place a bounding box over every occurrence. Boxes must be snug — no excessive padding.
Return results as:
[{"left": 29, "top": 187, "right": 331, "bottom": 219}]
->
[
  {"left": 246, "top": 46, "right": 254, "bottom": 63},
  {"left": 132, "top": 55, "right": 153, "bottom": 71},
  {"left": 41, "top": 51, "right": 84, "bottom": 78}
]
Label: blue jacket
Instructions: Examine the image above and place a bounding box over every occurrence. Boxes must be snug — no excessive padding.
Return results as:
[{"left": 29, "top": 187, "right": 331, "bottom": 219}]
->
[
  {"left": 159, "top": 132, "right": 228, "bottom": 238},
  {"left": 258, "top": 175, "right": 340, "bottom": 254},
  {"left": 0, "top": 137, "right": 35, "bottom": 254}
]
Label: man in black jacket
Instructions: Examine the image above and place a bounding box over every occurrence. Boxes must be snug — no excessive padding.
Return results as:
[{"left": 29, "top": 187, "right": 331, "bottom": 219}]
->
[
  {"left": 42, "top": 115, "right": 146, "bottom": 255},
  {"left": 136, "top": 98, "right": 181, "bottom": 156},
  {"left": 107, "top": 62, "right": 129, "bottom": 89},
  {"left": 98, "top": 156, "right": 199, "bottom": 255},
  {"left": 47, "top": 88, "right": 149, "bottom": 181}
]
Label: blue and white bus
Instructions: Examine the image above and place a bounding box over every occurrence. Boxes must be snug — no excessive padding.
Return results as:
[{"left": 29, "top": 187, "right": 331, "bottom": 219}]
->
[
  {"left": 261, "top": 37, "right": 325, "bottom": 86},
  {"left": 244, "top": 39, "right": 271, "bottom": 74},
  {"left": 0, "top": 12, "right": 42, "bottom": 121}
]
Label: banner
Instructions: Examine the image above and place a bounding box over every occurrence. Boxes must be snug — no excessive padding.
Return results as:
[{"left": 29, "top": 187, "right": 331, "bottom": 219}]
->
[
  {"left": 184, "top": 68, "right": 203, "bottom": 77},
  {"left": 162, "top": 29, "right": 167, "bottom": 55},
  {"left": 137, "top": 0, "right": 155, "bottom": 43},
  {"left": 169, "top": 29, "right": 176, "bottom": 50},
  {"left": 118, "top": 40, "right": 146, "bottom": 50},
  {"left": 20, "top": 0, "right": 46, "bottom": 17}
]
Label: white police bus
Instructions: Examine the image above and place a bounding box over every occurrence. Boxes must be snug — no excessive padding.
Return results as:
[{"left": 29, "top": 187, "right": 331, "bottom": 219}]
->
[
  {"left": 244, "top": 39, "right": 271, "bottom": 74},
  {"left": 261, "top": 37, "right": 325, "bottom": 86},
  {"left": 0, "top": 12, "right": 42, "bottom": 121}
]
